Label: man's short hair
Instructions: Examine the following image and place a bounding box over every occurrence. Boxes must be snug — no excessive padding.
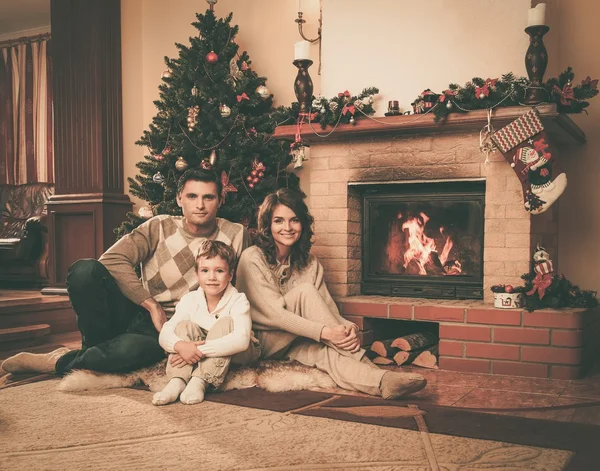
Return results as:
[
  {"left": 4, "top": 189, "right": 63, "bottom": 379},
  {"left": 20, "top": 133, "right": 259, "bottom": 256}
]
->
[
  {"left": 177, "top": 168, "right": 222, "bottom": 199},
  {"left": 195, "top": 239, "right": 237, "bottom": 272}
]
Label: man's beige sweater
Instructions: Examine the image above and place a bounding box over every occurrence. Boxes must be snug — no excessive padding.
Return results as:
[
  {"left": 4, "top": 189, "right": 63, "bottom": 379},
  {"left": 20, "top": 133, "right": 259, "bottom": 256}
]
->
[
  {"left": 235, "top": 245, "right": 354, "bottom": 341},
  {"left": 99, "top": 215, "right": 249, "bottom": 315}
]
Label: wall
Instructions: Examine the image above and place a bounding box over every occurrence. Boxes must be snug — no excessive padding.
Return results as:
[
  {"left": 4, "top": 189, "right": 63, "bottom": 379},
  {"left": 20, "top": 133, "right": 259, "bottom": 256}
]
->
[{"left": 120, "top": 0, "right": 599, "bottom": 291}]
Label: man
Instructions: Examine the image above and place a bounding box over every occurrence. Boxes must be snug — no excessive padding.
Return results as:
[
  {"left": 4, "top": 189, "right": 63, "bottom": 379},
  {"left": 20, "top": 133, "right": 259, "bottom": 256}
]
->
[{"left": 2, "top": 169, "right": 250, "bottom": 375}]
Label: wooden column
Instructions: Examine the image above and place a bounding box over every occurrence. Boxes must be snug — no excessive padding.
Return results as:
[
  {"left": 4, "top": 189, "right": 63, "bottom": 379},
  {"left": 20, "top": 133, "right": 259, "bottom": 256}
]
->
[{"left": 44, "top": 0, "right": 132, "bottom": 293}]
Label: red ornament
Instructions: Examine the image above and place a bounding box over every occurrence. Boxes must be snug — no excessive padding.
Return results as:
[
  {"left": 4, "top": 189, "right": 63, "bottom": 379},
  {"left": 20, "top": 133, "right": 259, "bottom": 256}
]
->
[
  {"left": 206, "top": 51, "right": 219, "bottom": 64},
  {"left": 258, "top": 171, "right": 264, "bottom": 178},
  {"left": 220, "top": 171, "right": 238, "bottom": 201},
  {"left": 251, "top": 170, "right": 258, "bottom": 177},
  {"left": 248, "top": 183, "right": 255, "bottom": 189},
  {"left": 246, "top": 175, "right": 253, "bottom": 182},
  {"left": 505, "top": 285, "right": 514, "bottom": 293},
  {"left": 252, "top": 177, "right": 259, "bottom": 184}
]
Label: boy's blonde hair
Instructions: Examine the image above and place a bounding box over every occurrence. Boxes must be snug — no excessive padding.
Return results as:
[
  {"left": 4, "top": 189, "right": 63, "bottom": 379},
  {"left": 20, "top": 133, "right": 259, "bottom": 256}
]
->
[{"left": 195, "top": 239, "right": 237, "bottom": 272}]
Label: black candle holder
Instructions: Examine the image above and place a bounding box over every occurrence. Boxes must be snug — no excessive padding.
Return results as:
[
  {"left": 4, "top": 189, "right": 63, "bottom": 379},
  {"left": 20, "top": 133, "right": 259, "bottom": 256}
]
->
[
  {"left": 293, "top": 59, "right": 314, "bottom": 115},
  {"left": 524, "top": 25, "right": 550, "bottom": 105}
]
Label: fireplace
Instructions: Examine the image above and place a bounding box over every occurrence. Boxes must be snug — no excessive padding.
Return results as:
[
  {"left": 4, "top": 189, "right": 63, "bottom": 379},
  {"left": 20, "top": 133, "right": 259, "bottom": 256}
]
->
[{"left": 360, "top": 180, "right": 485, "bottom": 300}]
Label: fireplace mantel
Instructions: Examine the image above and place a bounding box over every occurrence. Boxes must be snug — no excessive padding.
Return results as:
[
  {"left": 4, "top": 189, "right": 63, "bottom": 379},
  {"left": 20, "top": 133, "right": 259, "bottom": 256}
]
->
[{"left": 274, "top": 104, "right": 585, "bottom": 145}]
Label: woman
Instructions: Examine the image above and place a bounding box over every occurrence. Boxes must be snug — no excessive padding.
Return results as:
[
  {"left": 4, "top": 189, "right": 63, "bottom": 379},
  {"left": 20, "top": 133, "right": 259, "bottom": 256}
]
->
[{"left": 236, "top": 189, "right": 426, "bottom": 399}]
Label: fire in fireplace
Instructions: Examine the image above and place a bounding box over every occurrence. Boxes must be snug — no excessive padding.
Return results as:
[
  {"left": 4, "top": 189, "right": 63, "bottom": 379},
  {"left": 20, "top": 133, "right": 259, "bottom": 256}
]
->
[{"left": 360, "top": 180, "right": 485, "bottom": 299}]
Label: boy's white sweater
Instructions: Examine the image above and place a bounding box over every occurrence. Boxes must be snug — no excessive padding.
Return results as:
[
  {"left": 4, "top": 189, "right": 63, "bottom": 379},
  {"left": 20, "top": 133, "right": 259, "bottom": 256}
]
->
[{"left": 159, "top": 284, "right": 251, "bottom": 357}]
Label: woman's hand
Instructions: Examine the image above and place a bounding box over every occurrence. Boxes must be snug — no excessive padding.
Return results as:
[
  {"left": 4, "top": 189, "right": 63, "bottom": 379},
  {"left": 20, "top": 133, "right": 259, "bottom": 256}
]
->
[
  {"left": 334, "top": 325, "right": 361, "bottom": 353},
  {"left": 173, "top": 340, "right": 205, "bottom": 365},
  {"left": 320, "top": 325, "right": 348, "bottom": 344}
]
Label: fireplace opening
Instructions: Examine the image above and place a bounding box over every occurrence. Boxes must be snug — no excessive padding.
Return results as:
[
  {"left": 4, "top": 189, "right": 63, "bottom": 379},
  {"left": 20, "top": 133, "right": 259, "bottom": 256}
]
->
[{"left": 360, "top": 180, "right": 485, "bottom": 300}]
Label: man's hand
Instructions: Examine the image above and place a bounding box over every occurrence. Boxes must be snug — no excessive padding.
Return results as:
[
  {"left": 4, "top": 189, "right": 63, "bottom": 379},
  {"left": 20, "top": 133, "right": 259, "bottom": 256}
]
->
[
  {"left": 174, "top": 340, "right": 205, "bottom": 365},
  {"left": 141, "top": 298, "right": 167, "bottom": 332},
  {"left": 335, "top": 325, "right": 361, "bottom": 353}
]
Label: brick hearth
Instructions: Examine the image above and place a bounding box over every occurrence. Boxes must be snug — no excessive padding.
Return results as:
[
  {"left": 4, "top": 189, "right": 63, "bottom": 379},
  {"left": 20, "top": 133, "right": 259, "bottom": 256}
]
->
[
  {"left": 339, "top": 297, "right": 600, "bottom": 379},
  {"left": 275, "top": 105, "right": 597, "bottom": 378}
]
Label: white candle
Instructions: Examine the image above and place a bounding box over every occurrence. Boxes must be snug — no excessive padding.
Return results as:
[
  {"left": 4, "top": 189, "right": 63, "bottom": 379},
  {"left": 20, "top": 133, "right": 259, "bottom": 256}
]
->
[
  {"left": 294, "top": 40, "right": 310, "bottom": 60},
  {"left": 527, "top": 3, "right": 546, "bottom": 26},
  {"left": 297, "top": 0, "right": 302, "bottom": 12}
]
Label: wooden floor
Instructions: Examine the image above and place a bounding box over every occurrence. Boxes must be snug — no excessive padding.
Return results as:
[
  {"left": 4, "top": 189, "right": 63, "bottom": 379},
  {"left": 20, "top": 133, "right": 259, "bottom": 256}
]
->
[{"left": 2, "top": 289, "right": 600, "bottom": 426}]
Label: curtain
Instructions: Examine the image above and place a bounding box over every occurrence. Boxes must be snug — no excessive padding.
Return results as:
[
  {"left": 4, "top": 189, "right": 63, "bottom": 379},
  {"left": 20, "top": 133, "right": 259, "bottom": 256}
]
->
[{"left": 0, "top": 36, "right": 53, "bottom": 184}]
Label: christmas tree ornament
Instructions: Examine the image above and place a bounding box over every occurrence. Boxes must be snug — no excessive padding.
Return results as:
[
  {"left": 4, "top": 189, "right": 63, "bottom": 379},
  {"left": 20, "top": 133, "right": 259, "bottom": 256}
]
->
[
  {"left": 252, "top": 177, "right": 259, "bottom": 184},
  {"left": 349, "top": 116, "right": 356, "bottom": 125},
  {"left": 187, "top": 105, "right": 200, "bottom": 131},
  {"left": 138, "top": 206, "right": 154, "bottom": 220},
  {"left": 206, "top": 51, "right": 219, "bottom": 64},
  {"left": 191, "top": 86, "right": 198, "bottom": 96},
  {"left": 526, "top": 245, "right": 554, "bottom": 299},
  {"left": 200, "top": 160, "right": 213, "bottom": 170},
  {"left": 491, "top": 108, "right": 567, "bottom": 214},
  {"left": 209, "top": 149, "right": 217, "bottom": 166},
  {"left": 251, "top": 169, "right": 258, "bottom": 177},
  {"left": 256, "top": 85, "right": 270, "bottom": 100},
  {"left": 246, "top": 175, "right": 253, "bottom": 182},
  {"left": 248, "top": 183, "right": 255, "bottom": 189},
  {"left": 161, "top": 68, "right": 172, "bottom": 79},
  {"left": 152, "top": 172, "right": 166, "bottom": 185},
  {"left": 320, "top": 106, "right": 326, "bottom": 113},
  {"left": 229, "top": 58, "right": 243, "bottom": 84},
  {"left": 446, "top": 101, "right": 453, "bottom": 109},
  {"left": 220, "top": 171, "right": 238, "bottom": 201},
  {"left": 175, "top": 156, "right": 189, "bottom": 171},
  {"left": 219, "top": 104, "right": 231, "bottom": 117}
]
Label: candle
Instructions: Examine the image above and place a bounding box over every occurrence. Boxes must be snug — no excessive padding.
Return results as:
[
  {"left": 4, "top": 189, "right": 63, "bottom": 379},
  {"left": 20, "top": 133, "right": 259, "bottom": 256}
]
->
[
  {"left": 297, "top": 0, "right": 302, "bottom": 12},
  {"left": 527, "top": 3, "right": 546, "bottom": 27},
  {"left": 294, "top": 40, "right": 310, "bottom": 60}
]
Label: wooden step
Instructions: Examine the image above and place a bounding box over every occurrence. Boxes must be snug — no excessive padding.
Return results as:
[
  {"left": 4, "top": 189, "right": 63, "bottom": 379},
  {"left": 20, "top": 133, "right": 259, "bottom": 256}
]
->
[
  {"left": 0, "top": 293, "right": 76, "bottom": 334},
  {"left": 0, "top": 324, "right": 52, "bottom": 352}
]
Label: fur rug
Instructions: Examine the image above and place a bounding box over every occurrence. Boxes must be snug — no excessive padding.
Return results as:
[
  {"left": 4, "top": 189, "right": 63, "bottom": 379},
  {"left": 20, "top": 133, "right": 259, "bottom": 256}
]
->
[{"left": 57, "top": 360, "right": 336, "bottom": 393}]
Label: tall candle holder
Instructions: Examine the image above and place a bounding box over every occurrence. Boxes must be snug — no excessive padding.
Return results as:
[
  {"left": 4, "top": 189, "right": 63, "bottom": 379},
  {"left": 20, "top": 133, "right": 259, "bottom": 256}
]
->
[
  {"left": 524, "top": 25, "right": 550, "bottom": 105},
  {"left": 293, "top": 59, "right": 314, "bottom": 115}
]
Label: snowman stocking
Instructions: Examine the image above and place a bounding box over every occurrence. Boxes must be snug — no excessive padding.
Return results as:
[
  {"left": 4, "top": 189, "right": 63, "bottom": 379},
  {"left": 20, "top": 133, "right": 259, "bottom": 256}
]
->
[{"left": 491, "top": 109, "right": 567, "bottom": 214}]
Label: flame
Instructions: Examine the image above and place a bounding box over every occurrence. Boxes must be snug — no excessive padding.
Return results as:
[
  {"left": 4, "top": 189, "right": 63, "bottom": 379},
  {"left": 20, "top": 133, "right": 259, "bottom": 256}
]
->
[{"left": 400, "top": 212, "right": 458, "bottom": 275}]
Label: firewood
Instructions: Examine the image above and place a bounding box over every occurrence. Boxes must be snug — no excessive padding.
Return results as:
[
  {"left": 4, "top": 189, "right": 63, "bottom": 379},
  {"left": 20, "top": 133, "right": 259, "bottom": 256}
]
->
[
  {"left": 412, "top": 345, "right": 439, "bottom": 369},
  {"left": 391, "top": 332, "right": 438, "bottom": 352},
  {"left": 370, "top": 339, "right": 400, "bottom": 358},
  {"left": 371, "top": 356, "right": 395, "bottom": 365},
  {"left": 392, "top": 350, "right": 421, "bottom": 366}
]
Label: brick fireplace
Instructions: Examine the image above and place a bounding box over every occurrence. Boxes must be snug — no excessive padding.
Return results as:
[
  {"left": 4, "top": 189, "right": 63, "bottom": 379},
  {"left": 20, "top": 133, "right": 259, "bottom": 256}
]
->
[{"left": 275, "top": 105, "right": 599, "bottom": 379}]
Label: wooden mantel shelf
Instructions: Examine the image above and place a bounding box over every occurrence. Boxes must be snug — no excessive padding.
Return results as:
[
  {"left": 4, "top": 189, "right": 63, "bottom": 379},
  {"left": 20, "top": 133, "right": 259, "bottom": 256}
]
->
[{"left": 273, "top": 104, "right": 586, "bottom": 145}]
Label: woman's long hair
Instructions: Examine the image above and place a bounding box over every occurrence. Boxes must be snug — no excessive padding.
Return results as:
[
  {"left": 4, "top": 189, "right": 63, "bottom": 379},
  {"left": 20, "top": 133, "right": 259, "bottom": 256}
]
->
[{"left": 255, "top": 189, "right": 314, "bottom": 271}]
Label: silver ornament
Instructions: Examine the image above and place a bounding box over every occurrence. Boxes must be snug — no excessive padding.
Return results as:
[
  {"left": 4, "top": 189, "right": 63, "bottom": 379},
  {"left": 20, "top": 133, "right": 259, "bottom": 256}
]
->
[
  {"left": 446, "top": 101, "right": 453, "bottom": 109},
  {"left": 256, "top": 85, "right": 270, "bottom": 100},
  {"left": 161, "top": 68, "right": 172, "bottom": 79},
  {"left": 220, "top": 104, "right": 231, "bottom": 118},
  {"left": 191, "top": 86, "right": 198, "bottom": 96},
  {"left": 152, "top": 172, "right": 166, "bottom": 185},
  {"left": 209, "top": 149, "right": 217, "bottom": 166},
  {"left": 329, "top": 101, "right": 338, "bottom": 111},
  {"left": 349, "top": 116, "right": 356, "bottom": 125},
  {"left": 175, "top": 156, "right": 189, "bottom": 171}
]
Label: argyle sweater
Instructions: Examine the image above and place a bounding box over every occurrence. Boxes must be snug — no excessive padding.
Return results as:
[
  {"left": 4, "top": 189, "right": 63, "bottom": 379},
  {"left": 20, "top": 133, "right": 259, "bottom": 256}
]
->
[{"left": 99, "top": 215, "right": 249, "bottom": 316}]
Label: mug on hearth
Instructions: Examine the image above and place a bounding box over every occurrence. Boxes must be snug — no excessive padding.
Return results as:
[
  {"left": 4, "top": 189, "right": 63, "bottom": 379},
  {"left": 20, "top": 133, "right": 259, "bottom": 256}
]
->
[{"left": 388, "top": 100, "right": 400, "bottom": 114}]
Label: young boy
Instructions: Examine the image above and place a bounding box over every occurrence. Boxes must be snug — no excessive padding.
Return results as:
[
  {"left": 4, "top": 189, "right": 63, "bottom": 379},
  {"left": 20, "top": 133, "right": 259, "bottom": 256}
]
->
[{"left": 152, "top": 240, "right": 259, "bottom": 406}]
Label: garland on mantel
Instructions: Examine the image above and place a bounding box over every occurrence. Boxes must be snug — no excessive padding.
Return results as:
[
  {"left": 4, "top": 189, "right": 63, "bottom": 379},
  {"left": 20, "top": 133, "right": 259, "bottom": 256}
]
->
[
  {"left": 413, "top": 68, "right": 598, "bottom": 123},
  {"left": 275, "top": 87, "right": 379, "bottom": 129}
]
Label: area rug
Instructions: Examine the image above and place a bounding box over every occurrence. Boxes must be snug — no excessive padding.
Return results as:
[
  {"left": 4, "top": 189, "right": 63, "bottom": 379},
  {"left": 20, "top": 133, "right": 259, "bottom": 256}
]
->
[{"left": 0, "top": 379, "right": 578, "bottom": 470}]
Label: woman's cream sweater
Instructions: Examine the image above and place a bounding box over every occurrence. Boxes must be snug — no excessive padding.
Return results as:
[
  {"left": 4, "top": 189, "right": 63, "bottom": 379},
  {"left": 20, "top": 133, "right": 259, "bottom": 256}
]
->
[{"left": 235, "top": 245, "right": 354, "bottom": 341}]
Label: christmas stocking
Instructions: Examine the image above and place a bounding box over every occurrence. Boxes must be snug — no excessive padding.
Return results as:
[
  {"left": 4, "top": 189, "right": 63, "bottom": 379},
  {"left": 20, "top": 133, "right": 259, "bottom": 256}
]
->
[{"left": 491, "top": 109, "right": 567, "bottom": 214}]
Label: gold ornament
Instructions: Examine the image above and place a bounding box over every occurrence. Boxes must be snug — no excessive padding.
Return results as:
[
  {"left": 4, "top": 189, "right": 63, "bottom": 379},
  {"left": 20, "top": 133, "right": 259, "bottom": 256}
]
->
[
  {"left": 220, "top": 104, "right": 231, "bottom": 118},
  {"left": 161, "top": 68, "right": 172, "bottom": 79},
  {"left": 209, "top": 149, "right": 217, "bottom": 166},
  {"left": 175, "top": 157, "right": 189, "bottom": 171},
  {"left": 187, "top": 105, "right": 199, "bottom": 131},
  {"left": 256, "top": 85, "right": 270, "bottom": 100},
  {"left": 191, "top": 86, "right": 198, "bottom": 96}
]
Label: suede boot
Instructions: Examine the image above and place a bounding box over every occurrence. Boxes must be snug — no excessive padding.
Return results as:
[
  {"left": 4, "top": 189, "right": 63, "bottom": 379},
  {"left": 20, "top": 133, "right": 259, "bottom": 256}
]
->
[
  {"left": 380, "top": 371, "right": 427, "bottom": 399},
  {"left": 1, "top": 347, "right": 71, "bottom": 374}
]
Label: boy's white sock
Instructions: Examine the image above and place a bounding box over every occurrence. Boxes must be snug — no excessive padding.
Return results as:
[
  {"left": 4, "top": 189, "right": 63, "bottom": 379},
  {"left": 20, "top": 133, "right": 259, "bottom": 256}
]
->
[
  {"left": 180, "top": 377, "right": 207, "bottom": 405},
  {"left": 152, "top": 378, "right": 186, "bottom": 406}
]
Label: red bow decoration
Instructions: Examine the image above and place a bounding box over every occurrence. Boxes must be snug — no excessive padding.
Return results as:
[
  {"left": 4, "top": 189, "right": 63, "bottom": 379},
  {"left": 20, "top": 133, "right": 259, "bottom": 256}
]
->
[
  {"left": 439, "top": 89, "right": 457, "bottom": 102},
  {"left": 582, "top": 76, "right": 599, "bottom": 89},
  {"left": 342, "top": 105, "right": 356, "bottom": 116},
  {"left": 247, "top": 127, "right": 257, "bottom": 137},
  {"left": 337, "top": 90, "right": 351, "bottom": 98},
  {"left": 485, "top": 78, "right": 498, "bottom": 88},
  {"left": 220, "top": 171, "right": 238, "bottom": 201},
  {"left": 236, "top": 93, "right": 250, "bottom": 102},
  {"left": 553, "top": 83, "right": 574, "bottom": 105},
  {"left": 526, "top": 272, "right": 553, "bottom": 299},
  {"left": 252, "top": 159, "right": 266, "bottom": 172},
  {"left": 475, "top": 84, "right": 490, "bottom": 99}
]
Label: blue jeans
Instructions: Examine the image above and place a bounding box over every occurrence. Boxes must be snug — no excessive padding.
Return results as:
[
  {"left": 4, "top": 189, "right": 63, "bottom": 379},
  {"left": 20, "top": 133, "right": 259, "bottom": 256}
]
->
[{"left": 55, "top": 259, "right": 165, "bottom": 374}]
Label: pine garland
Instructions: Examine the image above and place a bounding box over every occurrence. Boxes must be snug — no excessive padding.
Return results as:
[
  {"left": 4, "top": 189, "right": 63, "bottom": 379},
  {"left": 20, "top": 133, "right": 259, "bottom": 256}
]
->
[
  {"left": 411, "top": 68, "right": 598, "bottom": 123},
  {"left": 519, "top": 271, "right": 598, "bottom": 312}
]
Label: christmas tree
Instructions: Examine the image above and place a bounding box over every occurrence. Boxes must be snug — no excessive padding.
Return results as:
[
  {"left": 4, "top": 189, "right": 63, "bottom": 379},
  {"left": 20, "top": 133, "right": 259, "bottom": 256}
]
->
[{"left": 116, "top": 3, "right": 298, "bottom": 238}]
